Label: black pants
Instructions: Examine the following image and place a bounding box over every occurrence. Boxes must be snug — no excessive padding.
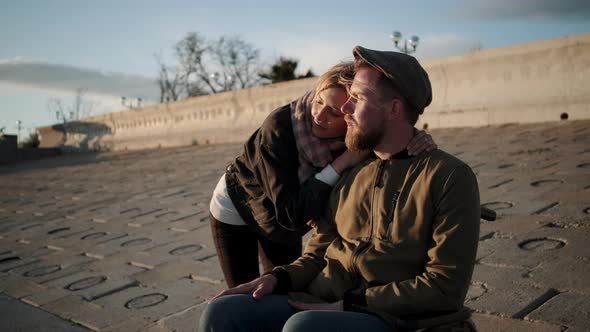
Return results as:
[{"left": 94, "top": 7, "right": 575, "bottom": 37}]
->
[{"left": 209, "top": 214, "right": 302, "bottom": 288}]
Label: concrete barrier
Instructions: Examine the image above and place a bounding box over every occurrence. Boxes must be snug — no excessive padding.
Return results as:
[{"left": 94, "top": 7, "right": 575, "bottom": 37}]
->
[
  {"left": 38, "top": 33, "right": 590, "bottom": 152},
  {"left": 417, "top": 33, "right": 590, "bottom": 129}
]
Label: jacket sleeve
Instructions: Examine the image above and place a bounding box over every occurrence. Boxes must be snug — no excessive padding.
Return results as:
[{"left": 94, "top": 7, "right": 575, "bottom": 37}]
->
[
  {"left": 346, "top": 164, "right": 481, "bottom": 316},
  {"left": 254, "top": 111, "right": 335, "bottom": 231},
  {"left": 273, "top": 207, "right": 339, "bottom": 291}
]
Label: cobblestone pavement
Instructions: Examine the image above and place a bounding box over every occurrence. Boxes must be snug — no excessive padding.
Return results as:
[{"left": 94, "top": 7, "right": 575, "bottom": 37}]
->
[{"left": 1, "top": 120, "right": 589, "bottom": 331}]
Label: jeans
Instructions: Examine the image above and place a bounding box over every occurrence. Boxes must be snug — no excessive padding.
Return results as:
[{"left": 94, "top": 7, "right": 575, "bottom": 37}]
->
[{"left": 199, "top": 294, "right": 391, "bottom": 332}]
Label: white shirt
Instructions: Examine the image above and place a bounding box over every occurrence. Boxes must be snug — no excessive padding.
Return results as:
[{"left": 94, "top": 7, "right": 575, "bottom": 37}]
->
[{"left": 209, "top": 164, "right": 340, "bottom": 225}]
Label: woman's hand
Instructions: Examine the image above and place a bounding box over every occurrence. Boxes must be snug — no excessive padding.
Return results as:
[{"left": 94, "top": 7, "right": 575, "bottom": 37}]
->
[
  {"left": 407, "top": 130, "right": 437, "bottom": 156},
  {"left": 331, "top": 150, "right": 370, "bottom": 174},
  {"left": 209, "top": 273, "right": 277, "bottom": 303}
]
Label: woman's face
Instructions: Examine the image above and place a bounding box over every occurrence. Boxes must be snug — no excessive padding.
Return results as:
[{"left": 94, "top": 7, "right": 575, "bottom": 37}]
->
[{"left": 310, "top": 87, "right": 349, "bottom": 139}]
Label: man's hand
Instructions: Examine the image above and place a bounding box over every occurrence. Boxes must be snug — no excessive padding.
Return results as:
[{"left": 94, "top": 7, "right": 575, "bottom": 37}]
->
[
  {"left": 209, "top": 273, "right": 277, "bottom": 303},
  {"left": 288, "top": 299, "right": 343, "bottom": 311},
  {"left": 332, "top": 150, "right": 370, "bottom": 174},
  {"left": 407, "top": 130, "right": 437, "bottom": 156}
]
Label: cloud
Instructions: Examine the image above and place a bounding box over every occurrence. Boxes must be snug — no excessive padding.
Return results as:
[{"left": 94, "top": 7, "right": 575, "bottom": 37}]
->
[
  {"left": 0, "top": 56, "right": 24, "bottom": 65},
  {"left": 271, "top": 38, "right": 356, "bottom": 76},
  {"left": 0, "top": 60, "right": 159, "bottom": 101},
  {"left": 459, "top": 0, "right": 590, "bottom": 20},
  {"left": 416, "top": 34, "right": 483, "bottom": 59},
  {"left": 270, "top": 33, "right": 483, "bottom": 75}
]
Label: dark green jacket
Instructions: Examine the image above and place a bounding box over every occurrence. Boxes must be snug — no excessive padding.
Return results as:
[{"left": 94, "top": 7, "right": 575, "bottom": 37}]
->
[{"left": 275, "top": 149, "right": 480, "bottom": 329}]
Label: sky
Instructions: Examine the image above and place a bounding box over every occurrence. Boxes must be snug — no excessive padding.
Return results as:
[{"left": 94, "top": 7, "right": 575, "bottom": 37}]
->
[{"left": 1, "top": 0, "right": 589, "bottom": 139}]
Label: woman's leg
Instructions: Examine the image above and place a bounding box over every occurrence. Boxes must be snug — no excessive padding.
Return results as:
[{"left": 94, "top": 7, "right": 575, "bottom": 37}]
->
[
  {"left": 199, "top": 294, "right": 295, "bottom": 332},
  {"left": 209, "top": 214, "right": 260, "bottom": 288},
  {"left": 282, "top": 310, "right": 391, "bottom": 332},
  {"left": 257, "top": 235, "right": 302, "bottom": 274}
]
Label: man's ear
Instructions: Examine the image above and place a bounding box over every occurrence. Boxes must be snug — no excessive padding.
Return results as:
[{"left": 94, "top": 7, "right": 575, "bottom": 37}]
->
[{"left": 386, "top": 99, "right": 403, "bottom": 120}]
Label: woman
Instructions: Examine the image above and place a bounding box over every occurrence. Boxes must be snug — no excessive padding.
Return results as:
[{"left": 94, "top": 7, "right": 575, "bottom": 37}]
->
[{"left": 209, "top": 62, "right": 436, "bottom": 287}]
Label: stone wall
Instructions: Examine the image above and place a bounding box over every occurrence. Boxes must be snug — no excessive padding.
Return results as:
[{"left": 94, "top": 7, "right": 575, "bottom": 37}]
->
[
  {"left": 417, "top": 33, "right": 590, "bottom": 129},
  {"left": 38, "top": 33, "right": 590, "bottom": 151}
]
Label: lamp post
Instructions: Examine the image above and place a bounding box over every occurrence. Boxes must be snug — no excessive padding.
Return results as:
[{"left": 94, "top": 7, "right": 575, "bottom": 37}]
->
[
  {"left": 390, "top": 31, "right": 420, "bottom": 54},
  {"left": 121, "top": 96, "right": 142, "bottom": 109},
  {"left": 16, "top": 120, "right": 22, "bottom": 141}
]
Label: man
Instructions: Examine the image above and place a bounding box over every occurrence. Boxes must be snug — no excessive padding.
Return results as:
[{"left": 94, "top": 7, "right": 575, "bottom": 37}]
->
[{"left": 200, "top": 46, "right": 480, "bottom": 332}]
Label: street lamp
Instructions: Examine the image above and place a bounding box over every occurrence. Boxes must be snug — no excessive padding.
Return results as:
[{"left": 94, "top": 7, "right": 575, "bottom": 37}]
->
[
  {"left": 121, "top": 96, "right": 142, "bottom": 109},
  {"left": 16, "top": 120, "right": 22, "bottom": 140},
  {"left": 390, "top": 31, "right": 420, "bottom": 54}
]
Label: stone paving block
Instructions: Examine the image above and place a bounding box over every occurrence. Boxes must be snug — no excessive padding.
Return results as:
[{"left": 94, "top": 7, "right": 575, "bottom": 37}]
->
[
  {"left": 70, "top": 301, "right": 142, "bottom": 331},
  {"left": 83, "top": 251, "right": 159, "bottom": 272},
  {"left": 479, "top": 227, "right": 589, "bottom": 269},
  {"left": 82, "top": 234, "right": 141, "bottom": 257},
  {"left": 479, "top": 215, "right": 550, "bottom": 238},
  {"left": 167, "top": 209, "right": 209, "bottom": 227},
  {"left": 41, "top": 295, "right": 101, "bottom": 320},
  {"left": 0, "top": 293, "right": 92, "bottom": 332},
  {"left": 481, "top": 193, "right": 557, "bottom": 220},
  {"left": 18, "top": 220, "right": 96, "bottom": 245},
  {"left": 103, "top": 318, "right": 173, "bottom": 332},
  {"left": 190, "top": 279, "right": 225, "bottom": 300},
  {"left": 0, "top": 120, "right": 588, "bottom": 331},
  {"left": 0, "top": 255, "right": 42, "bottom": 273},
  {"left": 529, "top": 258, "right": 590, "bottom": 294},
  {"left": 166, "top": 218, "right": 209, "bottom": 233},
  {"left": 159, "top": 302, "right": 206, "bottom": 332},
  {"left": 92, "top": 278, "right": 206, "bottom": 322},
  {"left": 471, "top": 313, "right": 562, "bottom": 332},
  {"left": 0, "top": 274, "right": 47, "bottom": 299},
  {"left": 0, "top": 223, "right": 55, "bottom": 243},
  {"left": 526, "top": 292, "right": 590, "bottom": 330},
  {"left": 24, "top": 272, "right": 140, "bottom": 306},
  {"left": 0, "top": 244, "right": 55, "bottom": 260},
  {"left": 10, "top": 253, "right": 97, "bottom": 284},
  {"left": 140, "top": 233, "right": 207, "bottom": 259},
  {"left": 190, "top": 255, "right": 225, "bottom": 285},
  {"left": 22, "top": 264, "right": 88, "bottom": 287},
  {"left": 47, "top": 227, "right": 129, "bottom": 252},
  {"left": 467, "top": 264, "right": 549, "bottom": 317},
  {"left": 135, "top": 258, "right": 222, "bottom": 287}
]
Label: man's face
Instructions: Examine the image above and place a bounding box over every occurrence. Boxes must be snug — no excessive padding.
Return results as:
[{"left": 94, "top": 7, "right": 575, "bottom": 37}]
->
[{"left": 341, "top": 66, "right": 389, "bottom": 151}]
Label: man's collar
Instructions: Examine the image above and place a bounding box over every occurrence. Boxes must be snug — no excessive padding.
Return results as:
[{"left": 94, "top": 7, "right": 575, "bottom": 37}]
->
[{"left": 390, "top": 149, "right": 412, "bottom": 160}]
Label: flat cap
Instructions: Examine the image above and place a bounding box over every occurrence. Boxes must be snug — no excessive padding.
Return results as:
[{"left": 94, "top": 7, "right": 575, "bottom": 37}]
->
[{"left": 353, "top": 46, "right": 432, "bottom": 114}]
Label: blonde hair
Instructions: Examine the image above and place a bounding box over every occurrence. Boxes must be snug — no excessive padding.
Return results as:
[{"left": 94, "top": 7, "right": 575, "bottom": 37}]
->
[{"left": 314, "top": 62, "right": 354, "bottom": 96}]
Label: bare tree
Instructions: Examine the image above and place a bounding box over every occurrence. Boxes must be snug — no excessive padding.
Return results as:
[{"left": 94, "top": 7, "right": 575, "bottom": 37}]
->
[
  {"left": 155, "top": 54, "right": 184, "bottom": 102},
  {"left": 47, "top": 88, "right": 94, "bottom": 123},
  {"left": 174, "top": 32, "right": 214, "bottom": 95},
  {"left": 210, "top": 36, "right": 261, "bottom": 90},
  {"left": 156, "top": 32, "right": 263, "bottom": 100},
  {"left": 46, "top": 88, "right": 95, "bottom": 145}
]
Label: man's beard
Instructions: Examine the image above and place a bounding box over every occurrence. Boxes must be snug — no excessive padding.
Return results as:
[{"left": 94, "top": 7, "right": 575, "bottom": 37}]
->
[{"left": 345, "top": 120, "right": 384, "bottom": 152}]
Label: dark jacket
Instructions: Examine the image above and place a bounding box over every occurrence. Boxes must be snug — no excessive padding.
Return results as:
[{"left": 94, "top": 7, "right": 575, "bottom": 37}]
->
[{"left": 225, "top": 104, "right": 335, "bottom": 243}]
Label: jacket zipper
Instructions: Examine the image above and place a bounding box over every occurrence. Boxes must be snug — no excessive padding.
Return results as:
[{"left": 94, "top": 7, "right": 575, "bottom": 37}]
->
[
  {"left": 385, "top": 191, "right": 400, "bottom": 240},
  {"left": 349, "top": 159, "right": 385, "bottom": 278}
]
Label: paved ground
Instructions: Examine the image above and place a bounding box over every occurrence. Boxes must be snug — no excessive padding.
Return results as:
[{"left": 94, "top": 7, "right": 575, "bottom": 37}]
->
[{"left": 1, "top": 119, "right": 589, "bottom": 331}]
